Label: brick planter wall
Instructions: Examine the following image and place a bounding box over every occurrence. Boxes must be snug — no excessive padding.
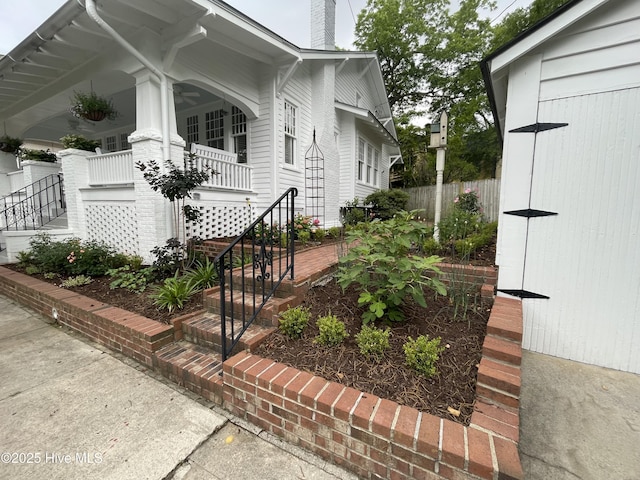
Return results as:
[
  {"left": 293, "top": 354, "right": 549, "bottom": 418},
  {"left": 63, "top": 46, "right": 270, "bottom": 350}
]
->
[
  {"left": 0, "top": 267, "right": 174, "bottom": 367},
  {"left": 223, "top": 296, "right": 523, "bottom": 480}
]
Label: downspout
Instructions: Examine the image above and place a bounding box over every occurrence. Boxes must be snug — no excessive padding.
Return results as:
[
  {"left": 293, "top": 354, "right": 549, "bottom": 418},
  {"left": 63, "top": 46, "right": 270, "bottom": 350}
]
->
[{"left": 83, "top": 0, "right": 171, "bottom": 161}]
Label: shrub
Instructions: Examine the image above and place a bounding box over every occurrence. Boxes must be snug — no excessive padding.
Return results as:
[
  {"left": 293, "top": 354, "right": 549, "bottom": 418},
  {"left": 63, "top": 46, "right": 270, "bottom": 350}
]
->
[
  {"left": 336, "top": 211, "right": 447, "bottom": 323},
  {"left": 341, "top": 206, "right": 366, "bottom": 226},
  {"left": 313, "top": 228, "right": 325, "bottom": 242},
  {"left": 454, "top": 188, "right": 481, "bottom": 215},
  {"left": 297, "top": 230, "right": 311, "bottom": 245},
  {"left": 278, "top": 306, "right": 310, "bottom": 339},
  {"left": 150, "top": 273, "right": 198, "bottom": 313},
  {"left": 403, "top": 335, "right": 444, "bottom": 378},
  {"left": 422, "top": 237, "right": 442, "bottom": 256},
  {"left": 23, "top": 234, "right": 124, "bottom": 276},
  {"left": 60, "top": 134, "right": 101, "bottom": 152},
  {"left": 327, "top": 226, "right": 342, "bottom": 238},
  {"left": 185, "top": 258, "right": 218, "bottom": 290},
  {"left": 355, "top": 325, "right": 391, "bottom": 360},
  {"left": 61, "top": 275, "right": 93, "bottom": 288},
  {"left": 364, "top": 189, "right": 409, "bottom": 220},
  {"left": 315, "top": 314, "right": 349, "bottom": 346},
  {"left": 108, "top": 265, "right": 156, "bottom": 293},
  {"left": 437, "top": 210, "right": 482, "bottom": 243}
]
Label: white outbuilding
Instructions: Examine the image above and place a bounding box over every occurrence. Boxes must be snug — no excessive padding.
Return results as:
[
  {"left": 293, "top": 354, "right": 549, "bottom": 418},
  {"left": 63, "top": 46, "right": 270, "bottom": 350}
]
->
[{"left": 482, "top": 0, "right": 640, "bottom": 373}]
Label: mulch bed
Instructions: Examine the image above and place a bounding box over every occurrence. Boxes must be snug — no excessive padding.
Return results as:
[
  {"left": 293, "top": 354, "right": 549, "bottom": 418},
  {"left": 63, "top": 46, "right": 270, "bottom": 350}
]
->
[{"left": 255, "top": 278, "right": 490, "bottom": 425}]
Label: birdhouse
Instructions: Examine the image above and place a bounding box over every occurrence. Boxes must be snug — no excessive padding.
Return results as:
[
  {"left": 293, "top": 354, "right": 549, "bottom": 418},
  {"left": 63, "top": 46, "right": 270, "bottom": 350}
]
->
[{"left": 430, "top": 111, "right": 448, "bottom": 147}]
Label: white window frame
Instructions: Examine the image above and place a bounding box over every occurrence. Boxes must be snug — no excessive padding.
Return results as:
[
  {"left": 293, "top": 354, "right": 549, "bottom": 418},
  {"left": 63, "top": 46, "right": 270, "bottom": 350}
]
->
[
  {"left": 357, "top": 137, "right": 380, "bottom": 187},
  {"left": 105, "top": 135, "right": 117, "bottom": 152},
  {"left": 284, "top": 100, "right": 297, "bottom": 166},
  {"left": 205, "top": 109, "right": 224, "bottom": 150},
  {"left": 231, "top": 106, "right": 247, "bottom": 164},
  {"left": 186, "top": 114, "right": 199, "bottom": 146}
]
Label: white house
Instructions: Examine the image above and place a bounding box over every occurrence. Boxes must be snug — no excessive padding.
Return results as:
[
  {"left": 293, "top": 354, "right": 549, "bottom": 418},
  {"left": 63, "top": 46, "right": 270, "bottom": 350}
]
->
[
  {"left": 0, "top": 0, "right": 400, "bottom": 260},
  {"left": 482, "top": 0, "right": 640, "bottom": 373}
]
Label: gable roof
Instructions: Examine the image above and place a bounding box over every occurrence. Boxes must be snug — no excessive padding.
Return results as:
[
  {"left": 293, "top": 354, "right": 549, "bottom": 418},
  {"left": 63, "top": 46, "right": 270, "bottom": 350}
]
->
[{"left": 481, "top": 0, "right": 612, "bottom": 141}]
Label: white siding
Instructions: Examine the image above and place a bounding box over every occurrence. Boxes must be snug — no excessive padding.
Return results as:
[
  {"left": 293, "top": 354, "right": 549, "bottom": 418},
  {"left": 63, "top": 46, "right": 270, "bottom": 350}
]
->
[
  {"left": 520, "top": 88, "right": 640, "bottom": 373},
  {"left": 538, "top": 0, "right": 640, "bottom": 101}
]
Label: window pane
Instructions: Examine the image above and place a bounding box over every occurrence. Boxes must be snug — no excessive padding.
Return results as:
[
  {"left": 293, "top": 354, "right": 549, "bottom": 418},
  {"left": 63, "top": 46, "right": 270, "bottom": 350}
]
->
[
  {"left": 187, "top": 115, "right": 199, "bottom": 145},
  {"left": 357, "top": 139, "right": 365, "bottom": 181},
  {"left": 235, "top": 134, "right": 247, "bottom": 164},
  {"left": 205, "top": 110, "right": 224, "bottom": 149},
  {"left": 105, "top": 135, "right": 117, "bottom": 152},
  {"left": 284, "top": 101, "right": 297, "bottom": 165}
]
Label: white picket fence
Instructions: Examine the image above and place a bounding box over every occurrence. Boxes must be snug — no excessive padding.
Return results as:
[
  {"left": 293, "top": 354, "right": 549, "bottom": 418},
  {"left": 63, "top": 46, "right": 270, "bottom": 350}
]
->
[
  {"left": 88, "top": 150, "right": 134, "bottom": 186},
  {"left": 404, "top": 178, "right": 501, "bottom": 222}
]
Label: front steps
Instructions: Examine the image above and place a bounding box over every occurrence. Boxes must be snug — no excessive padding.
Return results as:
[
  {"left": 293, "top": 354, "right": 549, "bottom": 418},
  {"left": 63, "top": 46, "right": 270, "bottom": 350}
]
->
[{"left": 151, "top": 269, "right": 305, "bottom": 403}]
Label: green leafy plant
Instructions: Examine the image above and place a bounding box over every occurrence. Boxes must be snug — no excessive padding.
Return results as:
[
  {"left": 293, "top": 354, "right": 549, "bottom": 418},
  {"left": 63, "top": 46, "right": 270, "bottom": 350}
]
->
[
  {"left": 313, "top": 228, "right": 325, "bottom": 242},
  {"left": 0, "top": 135, "right": 22, "bottom": 154},
  {"left": 341, "top": 198, "right": 367, "bottom": 226},
  {"left": 43, "top": 272, "right": 59, "bottom": 280},
  {"left": 437, "top": 210, "right": 482, "bottom": 244},
  {"left": 422, "top": 237, "right": 442, "bottom": 256},
  {"left": 150, "top": 273, "right": 198, "bottom": 313},
  {"left": 364, "top": 189, "right": 409, "bottom": 220},
  {"left": 185, "top": 258, "right": 218, "bottom": 290},
  {"left": 137, "top": 157, "right": 213, "bottom": 271},
  {"left": 107, "top": 265, "right": 156, "bottom": 293},
  {"left": 327, "top": 226, "right": 342, "bottom": 238},
  {"left": 22, "top": 234, "right": 125, "bottom": 276},
  {"left": 454, "top": 188, "right": 481, "bottom": 215},
  {"left": 337, "top": 211, "right": 447, "bottom": 323},
  {"left": 25, "top": 265, "right": 41, "bottom": 275},
  {"left": 70, "top": 90, "right": 118, "bottom": 121},
  {"left": 314, "top": 314, "right": 349, "bottom": 346},
  {"left": 61, "top": 275, "right": 93, "bottom": 288},
  {"left": 60, "top": 134, "right": 101, "bottom": 152},
  {"left": 355, "top": 325, "right": 391, "bottom": 360},
  {"left": 297, "top": 230, "right": 311, "bottom": 246},
  {"left": 278, "top": 305, "right": 310, "bottom": 339},
  {"left": 18, "top": 148, "right": 57, "bottom": 162},
  {"left": 403, "top": 335, "right": 444, "bottom": 378}
]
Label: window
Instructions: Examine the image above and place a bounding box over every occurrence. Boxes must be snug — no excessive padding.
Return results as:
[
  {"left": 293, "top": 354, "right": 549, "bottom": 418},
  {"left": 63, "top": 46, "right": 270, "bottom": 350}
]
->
[
  {"left": 186, "top": 115, "right": 199, "bottom": 145},
  {"left": 373, "top": 149, "right": 380, "bottom": 186},
  {"left": 105, "top": 135, "right": 117, "bottom": 152},
  {"left": 120, "top": 133, "right": 130, "bottom": 150},
  {"left": 357, "top": 137, "right": 380, "bottom": 186},
  {"left": 205, "top": 109, "right": 224, "bottom": 149},
  {"left": 357, "top": 139, "right": 365, "bottom": 181},
  {"left": 231, "top": 106, "right": 247, "bottom": 164},
  {"left": 284, "top": 100, "right": 297, "bottom": 165}
]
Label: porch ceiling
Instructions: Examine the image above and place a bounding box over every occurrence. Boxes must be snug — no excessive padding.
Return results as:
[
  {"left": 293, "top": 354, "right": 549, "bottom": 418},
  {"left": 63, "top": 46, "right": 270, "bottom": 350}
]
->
[{"left": 0, "top": 0, "right": 300, "bottom": 138}]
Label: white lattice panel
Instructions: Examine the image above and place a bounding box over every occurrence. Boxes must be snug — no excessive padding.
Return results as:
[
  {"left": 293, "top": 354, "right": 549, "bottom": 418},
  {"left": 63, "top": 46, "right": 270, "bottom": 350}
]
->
[
  {"left": 85, "top": 203, "right": 138, "bottom": 253},
  {"left": 186, "top": 204, "right": 256, "bottom": 239}
]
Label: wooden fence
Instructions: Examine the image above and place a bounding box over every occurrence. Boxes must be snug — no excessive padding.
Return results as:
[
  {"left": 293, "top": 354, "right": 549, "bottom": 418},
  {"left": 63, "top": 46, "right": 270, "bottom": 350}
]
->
[{"left": 404, "top": 178, "right": 501, "bottom": 223}]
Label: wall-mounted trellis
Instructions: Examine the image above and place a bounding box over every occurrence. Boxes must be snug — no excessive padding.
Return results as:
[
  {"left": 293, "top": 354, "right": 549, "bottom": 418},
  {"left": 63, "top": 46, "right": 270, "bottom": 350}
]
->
[{"left": 304, "top": 129, "right": 325, "bottom": 226}]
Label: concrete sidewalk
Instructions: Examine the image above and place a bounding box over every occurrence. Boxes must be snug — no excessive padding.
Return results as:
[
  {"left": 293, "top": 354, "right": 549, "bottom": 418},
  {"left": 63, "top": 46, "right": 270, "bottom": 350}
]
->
[
  {"left": 0, "top": 295, "right": 355, "bottom": 480},
  {"left": 519, "top": 350, "right": 640, "bottom": 480}
]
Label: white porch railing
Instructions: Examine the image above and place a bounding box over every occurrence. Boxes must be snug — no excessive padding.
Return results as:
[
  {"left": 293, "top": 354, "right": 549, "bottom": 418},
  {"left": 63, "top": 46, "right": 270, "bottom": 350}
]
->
[
  {"left": 88, "top": 150, "right": 134, "bottom": 186},
  {"left": 189, "top": 143, "right": 252, "bottom": 191}
]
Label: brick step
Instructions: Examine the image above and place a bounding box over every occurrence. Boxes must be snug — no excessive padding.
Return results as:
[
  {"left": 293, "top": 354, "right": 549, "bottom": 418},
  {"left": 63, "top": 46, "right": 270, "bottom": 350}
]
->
[
  {"left": 205, "top": 286, "right": 301, "bottom": 327},
  {"left": 153, "top": 341, "right": 224, "bottom": 403},
  {"left": 182, "top": 313, "right": 275, "bottom": 354},
  {"left": 482, "top": 335, "right": 522, "bottom": 366},
  {"left": 475, "top": 382, "right": 519, "bottom": 411},
  {"left": 477, "top": 359, "right": 521, "bottom": 396},
  {"left": 486, "top": 312, "right": 523, "bottom": 342},
  {"left": 471, "top": 401, "right": 519, "bottom": 442}
]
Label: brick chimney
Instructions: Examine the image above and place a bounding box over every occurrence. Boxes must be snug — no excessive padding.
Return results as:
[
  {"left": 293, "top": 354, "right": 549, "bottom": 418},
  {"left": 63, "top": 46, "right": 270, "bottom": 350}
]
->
[{"left": 310, "top": 0, "right": 336, "bottom": 50}]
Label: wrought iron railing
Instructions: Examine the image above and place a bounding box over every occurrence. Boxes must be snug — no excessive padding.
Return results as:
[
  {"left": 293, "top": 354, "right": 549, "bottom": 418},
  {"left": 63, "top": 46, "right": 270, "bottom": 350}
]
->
[
  {"left": 215, "top": 187, "right": 297, "bottom": 361},
  {"left": 0, "top": 174, "right": 66, "bottom": 251}
]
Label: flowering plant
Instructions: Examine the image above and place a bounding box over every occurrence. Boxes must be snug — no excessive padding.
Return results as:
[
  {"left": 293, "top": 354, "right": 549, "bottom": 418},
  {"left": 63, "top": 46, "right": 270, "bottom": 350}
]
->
[{"left": 453, "top": 188, "right": 482, "bottom": 215}]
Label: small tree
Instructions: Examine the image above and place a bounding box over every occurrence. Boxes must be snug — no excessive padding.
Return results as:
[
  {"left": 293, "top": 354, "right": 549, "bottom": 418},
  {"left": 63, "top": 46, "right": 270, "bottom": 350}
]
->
[{"left": 136, "top": 155, "right": 214, "bottom": 270}]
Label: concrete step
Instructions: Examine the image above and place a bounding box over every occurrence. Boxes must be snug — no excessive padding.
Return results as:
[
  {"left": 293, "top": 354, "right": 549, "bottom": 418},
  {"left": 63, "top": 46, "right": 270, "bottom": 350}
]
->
[
  {"left": 205, "top": 286, "right": 301, "bottom": 327},
  {"left": 153, "top": 341, "right": 224, "bottom": 403},
  {"left": 182, "top": 312, "right": 275, "bottom": 354}
]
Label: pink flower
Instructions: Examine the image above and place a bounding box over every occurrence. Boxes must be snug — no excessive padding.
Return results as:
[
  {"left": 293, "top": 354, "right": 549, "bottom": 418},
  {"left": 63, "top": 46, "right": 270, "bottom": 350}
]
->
[
  {"left": 313, "top": 218, "right": 320, "bottom": 226},
  {"left": 464, "top": 188, "right": 471, "bottom": 194},
  {"left": 454, "top": 197, "right": 459, "bottom": 203}
]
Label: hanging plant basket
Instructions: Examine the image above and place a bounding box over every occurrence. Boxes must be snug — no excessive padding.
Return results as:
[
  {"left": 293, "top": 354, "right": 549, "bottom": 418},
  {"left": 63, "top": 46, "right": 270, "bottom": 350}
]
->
[
  {"left": 70, "top": 90, "right": 118, "bottom": 122},
  {"left": 82, "top": 110, "right": 108, "bottom": 122},
  {"left": 0, "top": 135, "right": 23, "bottom": 154}
]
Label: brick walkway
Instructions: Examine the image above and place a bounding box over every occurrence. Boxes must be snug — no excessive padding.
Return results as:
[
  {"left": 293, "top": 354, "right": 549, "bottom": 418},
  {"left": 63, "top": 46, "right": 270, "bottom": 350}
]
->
[{"left": 291, "top": 242, "right": 341, "bottom": 281}]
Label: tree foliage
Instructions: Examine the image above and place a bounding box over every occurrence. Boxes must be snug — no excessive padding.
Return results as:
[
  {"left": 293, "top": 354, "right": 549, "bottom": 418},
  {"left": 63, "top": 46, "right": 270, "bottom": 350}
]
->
[{"left": 356, "top": 0, "right": 572, "bottom": 186}]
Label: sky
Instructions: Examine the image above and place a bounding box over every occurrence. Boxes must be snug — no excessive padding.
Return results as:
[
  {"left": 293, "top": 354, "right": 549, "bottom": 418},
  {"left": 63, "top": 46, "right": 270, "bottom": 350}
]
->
[{"left": 0, "top": 0, "right": 533, "bottom": 55}]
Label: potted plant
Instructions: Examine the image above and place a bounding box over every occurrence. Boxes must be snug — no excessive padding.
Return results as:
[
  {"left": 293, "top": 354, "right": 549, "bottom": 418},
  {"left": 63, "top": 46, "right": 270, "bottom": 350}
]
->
[
  {"left": 60, "top": 134, "right": 101, "bottom": 152},
  {"left": 70, "top": 91, "right": 118, "bottom": 122},
  {"left": 0, "top": 135, "right": 23, "bottom": 154}
]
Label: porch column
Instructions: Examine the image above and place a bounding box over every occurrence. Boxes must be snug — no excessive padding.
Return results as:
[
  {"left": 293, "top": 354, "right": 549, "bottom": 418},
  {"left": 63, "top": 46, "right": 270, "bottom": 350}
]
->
[
  {"left": 129, "top": 69, "right": 186, "bottom": 263},
  {"left": 59, "top": 149, "right": 92, "bottom": 239}
]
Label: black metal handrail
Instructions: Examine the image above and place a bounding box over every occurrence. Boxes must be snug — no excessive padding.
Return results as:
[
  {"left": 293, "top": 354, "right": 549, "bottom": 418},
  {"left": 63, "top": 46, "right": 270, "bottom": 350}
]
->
[
  {"left": 0, "top": 174, "right": 66, "bottom": 250},
  {"left": 215, "top": 187, "right": 298, "bottom": 361}
]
